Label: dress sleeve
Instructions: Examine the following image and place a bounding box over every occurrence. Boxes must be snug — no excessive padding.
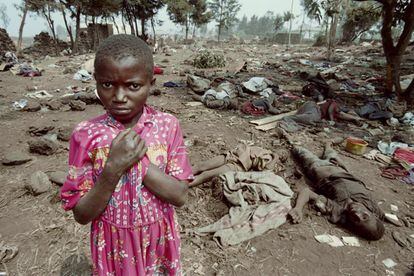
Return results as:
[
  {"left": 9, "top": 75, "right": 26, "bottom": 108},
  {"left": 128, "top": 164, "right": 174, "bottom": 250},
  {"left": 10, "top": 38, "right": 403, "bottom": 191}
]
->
[
  {"left": 166, "top": 119, "right": 193, "bottom": 182},
  {"left": 60, "top": 131, "right": 94, "bottom": 211}
]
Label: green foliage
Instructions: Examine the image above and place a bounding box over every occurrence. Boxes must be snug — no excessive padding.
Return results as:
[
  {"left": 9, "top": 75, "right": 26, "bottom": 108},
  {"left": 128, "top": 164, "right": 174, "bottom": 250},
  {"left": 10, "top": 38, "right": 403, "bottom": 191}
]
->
[
  {"left": 166, "top": 0, "right": 211, "bottom": 37},
  {"left": 340, "top": 2, "right": 381, "bottom": 42},
  {"left": 193, "top": 49, "right": 225, "bottom": 68},
  {"left": 236, "top": 11, "right": 291, "bottom": 37},
  {"left": 209, "top": 0, "right": 241, "bottom": 39}
]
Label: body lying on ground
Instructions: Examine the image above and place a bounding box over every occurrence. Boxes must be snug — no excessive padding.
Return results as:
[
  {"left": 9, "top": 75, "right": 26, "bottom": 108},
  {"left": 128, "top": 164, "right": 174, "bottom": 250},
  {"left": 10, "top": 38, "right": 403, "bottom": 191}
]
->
[
  {"left": 289, "top": 143, "right": 385, "bottom": 241},
  {"left": 283, "top": 100, "right": 363, "bottom": 127}
]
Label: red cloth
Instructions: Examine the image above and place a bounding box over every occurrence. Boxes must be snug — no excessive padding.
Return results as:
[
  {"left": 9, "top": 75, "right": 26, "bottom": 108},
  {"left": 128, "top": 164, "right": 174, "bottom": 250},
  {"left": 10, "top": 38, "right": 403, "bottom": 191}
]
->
[
  {"left": 319, "top": 99, "right": 340, "bottom": 121},
  {"left": 241, "top": 101, "right": 266, "bottom": 116},
  {"left": 153, "top": 66, "right": 163, "bottom": 75},
  {"left": 394, "top": 148, "right": 414, "bottom": 165}
]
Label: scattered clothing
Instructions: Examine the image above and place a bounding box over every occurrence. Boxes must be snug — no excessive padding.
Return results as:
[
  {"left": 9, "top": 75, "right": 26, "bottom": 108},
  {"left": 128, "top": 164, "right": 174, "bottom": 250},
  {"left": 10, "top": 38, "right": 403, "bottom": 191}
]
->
[
  {"left": 163, "top": 81, "right": 184, "bottom": 88},
  {"left": 241, "top": 101, "right": 266, "bottom": 116},
  {"left": 187, "top": 75, "right": 211, "bottom": 94},
  {"left": 153, "top": 66, "right": 163, "bottom": 75},
  {"left": 225, "top": 143, "right": 277, "bottom": 172},
  {"left": 73, "top": 69, "right": 92, "bottom": 82},
  {"left": 242, "top": 77, "right": 273, "bottom": 93},
  {"left": 195, "top": 171, "right": 293, "bottom": 246}
]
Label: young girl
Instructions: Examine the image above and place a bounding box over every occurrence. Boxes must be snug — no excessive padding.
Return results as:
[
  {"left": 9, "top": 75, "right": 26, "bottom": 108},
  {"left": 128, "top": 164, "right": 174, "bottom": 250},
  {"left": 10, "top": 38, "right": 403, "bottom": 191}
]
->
[{"left": 60, "top": 34, "right": 193, "bottom": 275}]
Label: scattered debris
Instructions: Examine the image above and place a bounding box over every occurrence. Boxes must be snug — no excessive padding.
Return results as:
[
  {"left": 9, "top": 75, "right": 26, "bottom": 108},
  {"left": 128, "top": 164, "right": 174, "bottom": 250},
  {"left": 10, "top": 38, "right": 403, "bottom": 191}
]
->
[
  {"left": 314, "top": 234, "right": 344, "bottom": 247},
  {"left": 385, "top": 213, "right": 403, "bottom": 227},
  {"left": 0, "top": 239, "right": 18, "bottom": 263},
  {"left": 73, "top": 69, "right": 93, "bottom": 82},
  {"left": 382, "top": 258, "right": 397, "bottom": 269},
  {"left": 242, "top": 77, "right": 273, "bottom": 93}
]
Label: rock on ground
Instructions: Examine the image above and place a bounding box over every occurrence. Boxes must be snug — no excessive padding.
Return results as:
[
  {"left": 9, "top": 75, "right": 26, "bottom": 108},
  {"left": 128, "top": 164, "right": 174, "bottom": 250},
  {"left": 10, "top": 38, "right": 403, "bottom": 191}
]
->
[
  {"left": 28, "top": 137, "right": 59, "bottom": 155},
  {"left": 47, "top": 171, "right": 67, "bottom": 186},
  {"left": 69, "top": 100, "right": 86, "bottom": 111},
  {"left": 57, "top": 126, "right": 72, "bottom": 142},
  {"left": 26, "top": 171, "right": 52, "bottom": 195},
  {"left": 2, "top": 151, "right": 32, "bottom": 166},
  {"left": 22, "top": 100, "right": 41, "bottom": 112}
]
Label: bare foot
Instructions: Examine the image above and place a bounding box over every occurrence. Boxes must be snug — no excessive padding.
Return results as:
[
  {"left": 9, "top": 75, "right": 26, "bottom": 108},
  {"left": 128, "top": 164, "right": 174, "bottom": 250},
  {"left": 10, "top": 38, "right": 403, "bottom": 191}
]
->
[{"left": 288, "top": 208, "right": 303, "bottom": 224}]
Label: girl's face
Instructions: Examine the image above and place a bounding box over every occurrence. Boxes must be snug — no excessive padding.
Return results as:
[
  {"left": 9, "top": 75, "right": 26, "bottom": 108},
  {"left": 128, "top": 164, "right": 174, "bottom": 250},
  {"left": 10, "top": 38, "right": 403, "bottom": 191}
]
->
[{"left": 95, "top": 56, "right": 154, "bottom": 128}]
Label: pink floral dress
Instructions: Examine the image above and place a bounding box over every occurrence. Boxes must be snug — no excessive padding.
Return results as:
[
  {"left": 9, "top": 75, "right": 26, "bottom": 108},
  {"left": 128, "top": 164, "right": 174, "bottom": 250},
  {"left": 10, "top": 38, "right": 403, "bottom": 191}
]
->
[{"left": 61, "top": 105, "right": 193, "bottom": 275}]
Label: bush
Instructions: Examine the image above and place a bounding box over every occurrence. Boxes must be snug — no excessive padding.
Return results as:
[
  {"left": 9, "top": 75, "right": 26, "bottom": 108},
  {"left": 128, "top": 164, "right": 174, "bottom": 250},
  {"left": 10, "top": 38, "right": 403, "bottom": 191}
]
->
[{"left": 193, "top": 49, "right": 226, "bottom": 68}]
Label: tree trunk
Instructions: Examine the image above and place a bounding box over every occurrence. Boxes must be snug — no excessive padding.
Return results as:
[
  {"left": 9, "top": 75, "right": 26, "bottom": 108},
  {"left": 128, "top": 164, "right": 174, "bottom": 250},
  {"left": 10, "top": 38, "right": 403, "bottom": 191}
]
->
[
  {"left": 73, "top": 4, "right": 81, "bottom": 53},
  {"left": 112, "top": 16, "right": 120, "bottom": 34},
  {"left": 193, "top": 24, "right": 196, "bottom": 38},
  {"left": 17, "top": 3, "right": 28, "bottom": 53},
  {"left": 218, "top": 24, "right": 222, "bottom": 42},
  {"left": 327, "top": 11, "right": 339, "bottom": 60},
  {"left": 151, "top": 17, "right": 156, "bottom": 43},
  {"left": 185, "top": 18, "right": 189, "bottom": 40},
  {"left": 141, "top": 19, "right": 146, "bottom": 40},
  {"left": 121, "top": 13, "right": 127, "bottom": 33},
  {"left": 404, "top": 78, "right": 414, "bottom": 104},
  {"left": 60, "top": 4, "right": 74, "bottom": 49},
  {"left": 134, "top": 18, "right": 139, "bottom": 36}
]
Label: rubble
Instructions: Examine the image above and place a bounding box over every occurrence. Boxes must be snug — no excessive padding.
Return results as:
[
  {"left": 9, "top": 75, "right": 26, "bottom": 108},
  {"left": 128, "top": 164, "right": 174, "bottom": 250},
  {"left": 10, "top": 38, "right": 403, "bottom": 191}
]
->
[
  {"left": 0, "top": 28, "right": 16, "bottom": 57},
  {"left": 22, "top": 32, "right": 69, "bottom": 57}
]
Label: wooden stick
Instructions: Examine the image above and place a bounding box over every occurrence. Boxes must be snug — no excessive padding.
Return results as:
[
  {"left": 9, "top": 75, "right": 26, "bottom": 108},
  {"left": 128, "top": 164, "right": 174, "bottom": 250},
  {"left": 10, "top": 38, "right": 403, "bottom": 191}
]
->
[
  {"left": 256, "top": 121, "right": 279, "bottom": 131},
  {"left": 250, "top": 110, "right": 297, "bottom": 126}
]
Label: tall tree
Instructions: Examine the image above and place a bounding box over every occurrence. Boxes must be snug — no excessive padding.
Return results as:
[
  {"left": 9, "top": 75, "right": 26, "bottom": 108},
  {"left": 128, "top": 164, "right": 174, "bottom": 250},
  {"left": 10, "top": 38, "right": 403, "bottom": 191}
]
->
[
  {"left": 301, "top": 0, "right": 345, "bottom": 59},
  {"left": 166, "top": 0, "right": 210, "bottom": 39},
  {"left": 29, "top": 0, "right": 59, "bottom": 43},
  {"left": 354, "top": 0, "right": 414, "bottom": 102},
  {"left": 15, "top": 0, "right": 36, "bottom": 53},
  {"left": 166, "top": 0, "right": 192, "bottom": 39},
  {"left": 209, "top": 0, "right": 241, "bottom": 41},
  {"left": 190, "top": 0, "right": 212, "bottom": 37}
]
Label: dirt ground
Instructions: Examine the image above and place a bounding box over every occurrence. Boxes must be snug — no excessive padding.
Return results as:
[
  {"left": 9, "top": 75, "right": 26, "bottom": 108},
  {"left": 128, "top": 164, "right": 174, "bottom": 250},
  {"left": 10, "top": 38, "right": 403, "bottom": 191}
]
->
[{"left": 0, "top": 42, "right": 413, "bottom": 276}]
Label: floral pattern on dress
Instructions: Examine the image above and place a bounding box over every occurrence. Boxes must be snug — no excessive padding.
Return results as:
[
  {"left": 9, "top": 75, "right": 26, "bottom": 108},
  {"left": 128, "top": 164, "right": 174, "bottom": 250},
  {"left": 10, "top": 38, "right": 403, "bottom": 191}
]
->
[{"left": 61, "top": 105, "right": 193, "bottom": 275}]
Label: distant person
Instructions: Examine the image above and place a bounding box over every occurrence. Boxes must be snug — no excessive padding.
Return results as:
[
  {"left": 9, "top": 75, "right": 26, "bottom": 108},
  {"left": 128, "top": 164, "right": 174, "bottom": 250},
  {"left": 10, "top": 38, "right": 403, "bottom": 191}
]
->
[
  {"left": 288, "top": 143, "right": 385, "bottom": 241},
  {"left": 61, "top": 34, "right": 193, "bottom": 275}
]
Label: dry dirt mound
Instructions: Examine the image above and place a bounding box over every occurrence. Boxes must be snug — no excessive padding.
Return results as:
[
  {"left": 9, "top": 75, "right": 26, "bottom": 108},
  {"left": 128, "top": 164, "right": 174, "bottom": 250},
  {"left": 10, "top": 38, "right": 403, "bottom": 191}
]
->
[
  {"left": 22, "top": 32, "right": 69, "bottom": 57},
  {"left": 0, "top": 28, "right": 16, "bottom": 57}
]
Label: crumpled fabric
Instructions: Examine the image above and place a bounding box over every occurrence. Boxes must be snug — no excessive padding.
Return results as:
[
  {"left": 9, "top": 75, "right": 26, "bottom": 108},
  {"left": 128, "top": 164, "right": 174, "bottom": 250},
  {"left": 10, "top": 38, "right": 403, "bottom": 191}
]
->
[
  {"left": 242, "top": 77, "right": 273, "bottom": 93},
  {"left": 241, "top": 101, "right": 266, "bottom": 116},
  {"left": 225, "top": 143, "right": 277, "bottom": 171},
  {"left": 195, "top": 171, "right": 293, "bottom": 246},
  {"left": 187, "top": 75, "right": 211, "bottom": 94},
  {"left": 377, "top": 141, "right": 409, "bottom": 156},
  {"left": 393, "top": 147, "right": 414, "bottom": 167},
  {"left": 201, "top": 89, "right": 230, "bottom": 101}
]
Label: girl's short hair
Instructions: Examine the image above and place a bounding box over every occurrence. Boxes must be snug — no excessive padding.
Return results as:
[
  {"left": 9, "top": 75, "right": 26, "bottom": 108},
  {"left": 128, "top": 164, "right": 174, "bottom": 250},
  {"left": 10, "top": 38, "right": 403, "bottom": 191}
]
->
[{"left": 94, "top": 34, "right": 153, "bottom": 76}]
